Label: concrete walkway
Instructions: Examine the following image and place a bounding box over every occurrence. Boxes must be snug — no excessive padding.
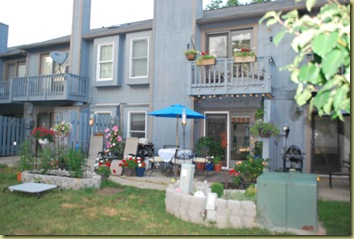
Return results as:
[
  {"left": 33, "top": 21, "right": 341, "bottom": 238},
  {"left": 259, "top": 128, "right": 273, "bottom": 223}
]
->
[{"left": 1, "top": 156, "right": 350, "bottom": 202}]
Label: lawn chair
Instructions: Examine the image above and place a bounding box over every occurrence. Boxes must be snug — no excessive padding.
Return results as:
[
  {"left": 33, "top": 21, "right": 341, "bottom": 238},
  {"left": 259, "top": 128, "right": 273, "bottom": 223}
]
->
[
  {"left": 110, "top": 137, "right": 139, "bottom": 176},
  {"left": 323, "top": 154, "right": 350, "bottom": 189}
]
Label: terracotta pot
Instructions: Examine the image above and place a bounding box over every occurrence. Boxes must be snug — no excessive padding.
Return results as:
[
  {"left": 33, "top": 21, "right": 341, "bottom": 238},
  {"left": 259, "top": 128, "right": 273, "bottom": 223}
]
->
[
  {"left": 214, "top": 164, "right": 222, "bottom": 172},
  {"left": 17, "top": 172, "right": 22, "bottom": 182},
  {"left": 185, "top": 53, "right": 196, "bottom": 61},
  {"left": 196, "top": 162, "right": 205, "bottom": 170}
]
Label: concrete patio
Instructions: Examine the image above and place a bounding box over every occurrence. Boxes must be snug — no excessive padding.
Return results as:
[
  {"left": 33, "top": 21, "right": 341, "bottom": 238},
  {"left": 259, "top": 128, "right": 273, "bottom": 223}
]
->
[{"left": 0, "top": 156, "right": 350, "bottom": 202}]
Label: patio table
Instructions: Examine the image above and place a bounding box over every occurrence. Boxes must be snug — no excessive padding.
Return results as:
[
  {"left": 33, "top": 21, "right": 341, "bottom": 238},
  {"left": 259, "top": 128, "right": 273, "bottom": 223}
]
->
[{"left": 4, "top": 182, "right": 61, "bottom": 199}]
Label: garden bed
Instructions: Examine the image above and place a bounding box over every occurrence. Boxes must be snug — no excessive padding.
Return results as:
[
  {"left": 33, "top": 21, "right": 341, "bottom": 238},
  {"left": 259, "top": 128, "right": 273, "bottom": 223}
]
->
[{"left": 21, "top": 170, "right": 101, "bottom": 190}]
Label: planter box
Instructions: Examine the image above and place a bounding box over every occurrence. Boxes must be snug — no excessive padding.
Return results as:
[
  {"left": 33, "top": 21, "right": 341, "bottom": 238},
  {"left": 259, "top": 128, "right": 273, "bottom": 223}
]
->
[
  {"left": 196, "top": 58, "right": 216, "bottom": 66},
  {"left": 234, "top": 56, "right": 256, "bottom": 63}
]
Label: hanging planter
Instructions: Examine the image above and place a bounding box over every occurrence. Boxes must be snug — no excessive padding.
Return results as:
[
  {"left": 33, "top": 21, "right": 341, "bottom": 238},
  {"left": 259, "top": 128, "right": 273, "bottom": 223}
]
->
[
  {"left": 38, "top": 138, "right": 49, "bottom": 145},
  {"left": 250, "top": 120, "right": 279, "bottom": 138},
  {"left": 196, "top": 52, "right": 216, "bottom": 66},
  {"left": 196, "top": 58, "right": 216, "bottom": 66},
  {"left": 184, "top": 49, "right": 198, "bottom": 61},
  {"left": 234, "top": 55, "right": 256, "bottom": 63},
  {"left": 234, "top": 47, "right": 256, "bottom": 63}
]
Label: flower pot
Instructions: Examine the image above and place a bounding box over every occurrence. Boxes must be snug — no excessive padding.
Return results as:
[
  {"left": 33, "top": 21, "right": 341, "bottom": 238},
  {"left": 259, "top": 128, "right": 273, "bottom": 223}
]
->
[
  {"left": 214, "top": 164, "right": 222, "bottom": 172},
  {"left": 185, "top": 53, "right": 196, "bottom": 61},
  {"left": 135, "top": 167, "right": 146, "bottom": 177},
  {"left": 38, "top": 138, "right": 49, "bottom": 145},
  {"left": 206, "top": 163, "right": 214, "bottom": 171},
  {"left": 17, "top": 172, "right": 22, "bottom": 182},
  {"left": 196, "top": 162, "right": 205, "bottom": 170},
  {"left": 100, "top": 175, "right": 108, "bottom": 182},
  {"left": 196, "top": 58, "right": 216, "bottom": 66},
  {"left": 124, "top": 168, "right": 135, "bottom": 177},
  {"left": 234, "top": 56, "right": 256, "bottom": 63}
]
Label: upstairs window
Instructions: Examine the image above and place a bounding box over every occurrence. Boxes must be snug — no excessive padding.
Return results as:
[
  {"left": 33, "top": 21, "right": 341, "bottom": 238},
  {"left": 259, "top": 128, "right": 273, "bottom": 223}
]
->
[
  {"left": 6, "top": 61, "right": 26, "bottom": 80},
  {"left": 231, "top": 29, "right": 253, "bottom": 55},
  {"left": 130, "top": 37, "right": 149, "bottom": 78},
  {"left": 40, "top": 53, "right": 69, "bottom": 74},
  {"left": 128, "top": 112, "right": 146, "bottom": 138},
  {"left": 207, "top": 34, "right": 228, "bottom": 58},
  {"left": 97, "top": 43, "right": 114, "bottom": 81},
  {"left": 40, "top": 54, "right": 54, "bottom": 75}
]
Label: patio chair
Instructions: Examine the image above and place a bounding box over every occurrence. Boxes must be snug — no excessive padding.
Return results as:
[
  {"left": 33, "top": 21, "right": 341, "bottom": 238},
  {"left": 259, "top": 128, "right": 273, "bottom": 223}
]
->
[
  {"left": 123, "top": 137, "right": 139, "bottom": 157},
  {"left": 119, "top": 137, "right": 139, "bottom": 175},
  {"left": 323, "top": 154, "right": 350, "bottom": 189}
]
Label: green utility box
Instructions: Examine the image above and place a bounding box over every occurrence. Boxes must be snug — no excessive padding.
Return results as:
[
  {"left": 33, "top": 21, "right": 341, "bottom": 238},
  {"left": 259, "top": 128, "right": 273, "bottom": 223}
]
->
[{"left": 257, "top": 172, "right": 318, "bottom": 231}]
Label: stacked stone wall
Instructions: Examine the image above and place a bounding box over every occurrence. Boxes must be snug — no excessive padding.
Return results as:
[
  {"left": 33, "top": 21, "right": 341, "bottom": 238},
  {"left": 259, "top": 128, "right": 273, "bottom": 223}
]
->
[
  {"left": 165, "top": 182, "right": 257, "bottom": 228},
  {"left": 22, "top": 171, "right": 101, "bottom": 190}
]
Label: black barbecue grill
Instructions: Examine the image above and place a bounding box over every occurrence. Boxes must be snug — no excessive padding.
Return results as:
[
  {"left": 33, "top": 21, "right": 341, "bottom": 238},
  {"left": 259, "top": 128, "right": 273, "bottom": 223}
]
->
[{"left": 283, "top": 145, "right": 304, "bottom": 172}]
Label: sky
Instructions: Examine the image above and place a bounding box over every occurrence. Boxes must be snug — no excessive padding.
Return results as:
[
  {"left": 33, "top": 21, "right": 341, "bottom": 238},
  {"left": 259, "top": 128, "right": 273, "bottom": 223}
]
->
[{"left": 0, "top": 0, "right": 249, "bottom": 47}]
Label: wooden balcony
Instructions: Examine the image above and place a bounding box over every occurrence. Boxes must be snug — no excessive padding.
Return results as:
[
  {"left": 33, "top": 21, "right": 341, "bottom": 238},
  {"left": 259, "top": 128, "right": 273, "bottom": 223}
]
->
[
  {"left": 0, "top": 73, "right": 88, "bottom": 103},
  {"left": 189, "top": 56, "right": 274, "bottom": 97}
]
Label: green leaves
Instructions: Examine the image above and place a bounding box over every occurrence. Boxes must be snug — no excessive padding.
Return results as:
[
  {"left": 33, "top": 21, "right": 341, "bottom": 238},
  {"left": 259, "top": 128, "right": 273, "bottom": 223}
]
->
[{"left": 261, "top": 0, "right": 350, "bottom": 121}]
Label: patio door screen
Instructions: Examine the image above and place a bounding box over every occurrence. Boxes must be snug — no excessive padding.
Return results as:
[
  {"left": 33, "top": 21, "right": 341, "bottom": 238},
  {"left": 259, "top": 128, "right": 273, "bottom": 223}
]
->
[{"left": 205, "top": 113, "right": 228, "bottom": 167}]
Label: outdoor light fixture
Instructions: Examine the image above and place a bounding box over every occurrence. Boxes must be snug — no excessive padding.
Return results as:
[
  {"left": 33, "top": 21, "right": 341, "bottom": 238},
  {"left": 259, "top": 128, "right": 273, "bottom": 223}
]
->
[
  {"left": 283, "top": 126, "right": 290, "bottom": 139},
  {"left": 182, "top": 108, "right": 187, "bottom": 126},
  {"left": 89, "top": 114, "right": 94, "bottom": 126}
]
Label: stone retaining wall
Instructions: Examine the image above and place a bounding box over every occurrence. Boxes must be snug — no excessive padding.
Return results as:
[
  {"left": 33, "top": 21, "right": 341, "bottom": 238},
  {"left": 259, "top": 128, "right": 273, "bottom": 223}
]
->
[
  {"left": 22, "top": 171, "right": 101, "bottom": 190},
  {"left": 165, "top": 182, "right": 257, "bottom": 228}
]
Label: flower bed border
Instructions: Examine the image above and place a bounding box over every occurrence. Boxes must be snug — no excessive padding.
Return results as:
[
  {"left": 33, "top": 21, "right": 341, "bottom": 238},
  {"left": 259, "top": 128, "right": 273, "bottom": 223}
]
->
[{"left": 21, "top": 170, "right": 101, "bottom": 190}]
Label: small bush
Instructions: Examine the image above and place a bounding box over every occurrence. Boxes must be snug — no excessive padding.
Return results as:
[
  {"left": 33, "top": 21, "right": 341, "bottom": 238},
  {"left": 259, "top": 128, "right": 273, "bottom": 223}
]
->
[
  {"left": 211, "top": 182, "right": 224, "bottom": 198},
  {"left": 245, "top": 184, "right": 256, "bottom": 197}
]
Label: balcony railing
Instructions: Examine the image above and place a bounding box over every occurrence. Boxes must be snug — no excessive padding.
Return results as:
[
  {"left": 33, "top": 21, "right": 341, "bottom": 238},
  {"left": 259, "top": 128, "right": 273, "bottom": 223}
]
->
[
  {"left": 0, "top": 73, "right": 88, "bottom": 103},
  {"left": 189, "top": 56, "right": 273, "bottom": 96}
]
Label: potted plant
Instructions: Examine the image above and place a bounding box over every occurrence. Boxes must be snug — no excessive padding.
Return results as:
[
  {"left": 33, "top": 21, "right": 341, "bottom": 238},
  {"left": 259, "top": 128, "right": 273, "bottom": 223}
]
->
[
  {"left": 135, "top": 157, "right": 146, "bottom": 177},
  {"left": 196, "top": 51, "right": 216, "bottom": 66},
  {"left": 96, "top": 163, "right": 111, "bottom": 181},
  {"left": 195, "top": 136, "right": 224, "bottom": 158},
  {"left": 184, "top": 49, "right": 198, "bottom": 61},
  {"left": 234, "top": 47, "right": 256, "bottom": 63},
  {"left": 119, "top": 155, "right": 138, "bottom": 176},
  {"left": 250, "top": 120, "right": 279, "bottom": 138},
  {"left": 213, "top": 156, "right": 222, "bottom": 172},
  {"left": 31, "top": 127, "right": 56, "bottom": 144},
  {"left": 52, "top": 121, "right": 72, "bottom": 138}
]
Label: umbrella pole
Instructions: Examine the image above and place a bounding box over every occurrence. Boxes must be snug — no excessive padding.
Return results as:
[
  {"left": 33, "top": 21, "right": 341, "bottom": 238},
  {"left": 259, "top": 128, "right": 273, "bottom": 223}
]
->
[{"left": 176, "top": 116, "right": 178, "bottom": 147}]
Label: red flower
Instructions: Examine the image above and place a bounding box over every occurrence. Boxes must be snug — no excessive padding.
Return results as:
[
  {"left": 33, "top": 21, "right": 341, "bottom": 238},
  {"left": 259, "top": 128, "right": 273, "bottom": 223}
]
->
[{"left": 113, "top": 169, "right": 116, "bottom": 173}]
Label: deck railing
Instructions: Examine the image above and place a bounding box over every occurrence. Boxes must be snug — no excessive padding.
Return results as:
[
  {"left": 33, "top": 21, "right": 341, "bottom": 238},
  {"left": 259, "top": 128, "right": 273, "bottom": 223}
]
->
[
  {"left": 0, "top": 73, "right": 88, "bottom": 103},
  {"left": 190, "top": 56, "right": 273, "bottom": 96}
]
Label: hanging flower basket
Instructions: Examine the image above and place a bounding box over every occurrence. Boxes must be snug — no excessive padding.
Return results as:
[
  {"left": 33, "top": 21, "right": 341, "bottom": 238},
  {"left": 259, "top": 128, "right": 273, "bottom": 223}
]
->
[
  {"left": 38, "top": 138, "right": 49, "bottom": 145},
  {"left": 185, "top": 53, "right": 196, "bottom": 61}
]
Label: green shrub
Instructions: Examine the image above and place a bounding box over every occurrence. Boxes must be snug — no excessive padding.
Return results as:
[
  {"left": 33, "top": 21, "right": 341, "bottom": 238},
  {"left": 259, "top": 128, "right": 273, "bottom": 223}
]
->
[
  {"left": 245, "top": 184, "right": 256, "bottom": 197},
  {"left": 65, "top": 149, "right": 86, "bottom": 178},
  {"left": 211, "top": 182, "right": 224, "bottom": 198}
]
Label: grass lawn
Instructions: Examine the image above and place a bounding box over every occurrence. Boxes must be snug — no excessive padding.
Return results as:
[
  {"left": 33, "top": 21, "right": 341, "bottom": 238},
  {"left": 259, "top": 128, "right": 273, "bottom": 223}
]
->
[{"left": 0, "top": 165, "right": 351, "bottom": 236}]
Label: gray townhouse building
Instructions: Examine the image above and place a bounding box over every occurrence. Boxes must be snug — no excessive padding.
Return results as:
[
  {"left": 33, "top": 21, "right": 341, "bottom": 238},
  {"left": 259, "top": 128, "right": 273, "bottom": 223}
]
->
[{"left": 0, "top": 0, "right": 350, "bottom": 174}]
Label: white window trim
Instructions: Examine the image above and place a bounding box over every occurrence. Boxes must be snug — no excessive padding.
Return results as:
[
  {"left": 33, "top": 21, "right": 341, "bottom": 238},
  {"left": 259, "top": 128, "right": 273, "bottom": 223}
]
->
[
  {"left": 129, "top": 37, "right": 149, "bottom": 79},
  {"left": 127, "top": 111, "right": 147, "bottom": 138},
  {"left": 96, "top": 42, "right": 114, "bottom": 81}
]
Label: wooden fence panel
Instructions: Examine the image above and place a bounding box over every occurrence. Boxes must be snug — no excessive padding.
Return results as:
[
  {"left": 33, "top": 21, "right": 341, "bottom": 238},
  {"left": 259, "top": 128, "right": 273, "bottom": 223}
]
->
[{"left": 0, "top": 116, "right": 25, "bottom": 156}]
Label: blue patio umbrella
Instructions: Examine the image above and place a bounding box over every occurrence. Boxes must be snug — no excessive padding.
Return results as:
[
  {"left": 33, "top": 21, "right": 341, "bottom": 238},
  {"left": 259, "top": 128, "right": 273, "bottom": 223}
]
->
[{"left": 148, "top": 104, "right": 206, "bottom": 147}]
